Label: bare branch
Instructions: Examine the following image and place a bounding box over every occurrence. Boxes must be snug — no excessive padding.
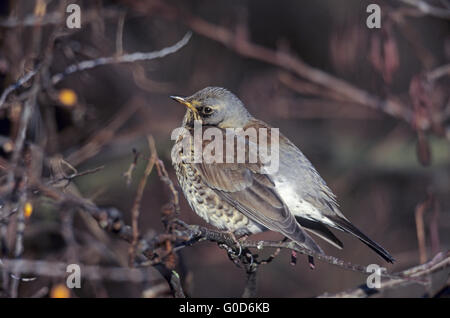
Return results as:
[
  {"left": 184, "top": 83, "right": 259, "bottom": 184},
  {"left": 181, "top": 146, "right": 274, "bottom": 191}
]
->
[
  {"left": 129, "top": 136, "right": 157, "bottom": 266},
  {"left": 51, "top": 31, "right": 192, "bottom": 85},
  {"left": 397, "top": 0, "right": 450, "bottom": 19},
  {"left": 426, "top": 64, "right": 450, "bottom": 82},
  {"left": 0, "top": 258, "right": 159, "bottom": 283},
  {"left": 123, "top": 149, "right": 140, "bottom": 186},
  {"left": 170, "top": 12, "right": 416, "bottom": 126},
  {"left": 0, "top": 32, "right": 191, "bottom": 110},
  {"left": 320, "top": 251, "right": 450, "bottom": 297},
  {"left": 47, "top": 165, "right": 105, "bottom": 187},
  {"left": 0, "top": 67, "right": 40, "bottom": 110}
]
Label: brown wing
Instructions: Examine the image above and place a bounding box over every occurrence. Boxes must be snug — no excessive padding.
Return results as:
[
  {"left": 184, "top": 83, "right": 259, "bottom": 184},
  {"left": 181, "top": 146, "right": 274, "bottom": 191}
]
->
[{"left": 195, "top": 129, "right": 323, "bottom": 254}]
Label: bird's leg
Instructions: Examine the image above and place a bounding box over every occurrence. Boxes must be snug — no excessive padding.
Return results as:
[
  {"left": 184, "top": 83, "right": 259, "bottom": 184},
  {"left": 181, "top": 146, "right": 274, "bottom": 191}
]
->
[
  {"left": 235, "top": 234, "right": 257, "bottom": 266},
  {"left": 218, "top": 243, "right": 242, "bottom": 268},
  {"left": 218, "top": 231, "right": 258, "bottom": 270},
  {"left": 222, "top": 230, "right": 243, "bottom": 256},
  {"left": 290, "top": 250, "right": 297, "bottom": 266}
]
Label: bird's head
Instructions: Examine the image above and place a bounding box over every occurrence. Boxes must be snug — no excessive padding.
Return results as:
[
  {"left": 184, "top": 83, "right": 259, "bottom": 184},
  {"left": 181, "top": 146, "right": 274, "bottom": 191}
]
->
[{"left": 170, "top": 87, "right": 252, "bottom": 128}]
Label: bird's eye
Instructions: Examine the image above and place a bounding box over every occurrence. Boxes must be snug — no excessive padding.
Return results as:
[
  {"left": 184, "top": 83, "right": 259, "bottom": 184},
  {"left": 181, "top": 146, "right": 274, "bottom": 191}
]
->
[{"left": 203, "top": 107, "right": 213, "bottom": 114}]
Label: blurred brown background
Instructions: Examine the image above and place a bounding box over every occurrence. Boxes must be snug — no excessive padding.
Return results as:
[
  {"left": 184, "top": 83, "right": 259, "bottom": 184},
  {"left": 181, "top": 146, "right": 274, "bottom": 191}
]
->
[{"left": 0, "top": 0, "right": 449, "bottom": 297}]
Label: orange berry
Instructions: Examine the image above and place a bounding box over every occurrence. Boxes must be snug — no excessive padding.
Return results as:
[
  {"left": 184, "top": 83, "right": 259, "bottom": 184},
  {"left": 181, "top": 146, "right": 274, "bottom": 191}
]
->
[
  {"left": 50, "top": 284, "right": 70, "bottom": 298},
  {"left": 58, "top": 89, "right": 77, "bottom": 107},
  {"left": 24, "top": 202, "right": 33, "bottom": 219}
]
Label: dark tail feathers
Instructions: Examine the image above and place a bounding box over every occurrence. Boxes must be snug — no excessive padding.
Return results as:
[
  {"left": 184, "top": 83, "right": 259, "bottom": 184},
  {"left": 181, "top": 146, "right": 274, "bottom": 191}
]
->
[{"left": 330, "top": 217, "right": 395, "bottom": 263}]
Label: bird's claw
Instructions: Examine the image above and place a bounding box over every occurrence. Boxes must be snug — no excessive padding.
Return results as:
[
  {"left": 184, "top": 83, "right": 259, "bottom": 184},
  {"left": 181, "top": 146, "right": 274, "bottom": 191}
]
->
[{"left": 223, "top": 231, "right": 243, "bottom": 257}]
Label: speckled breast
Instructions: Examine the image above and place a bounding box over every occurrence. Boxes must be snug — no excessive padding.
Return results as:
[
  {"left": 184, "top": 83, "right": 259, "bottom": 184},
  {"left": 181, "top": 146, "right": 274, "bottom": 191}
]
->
[{"left": 171, "top": 132, "right": 262, "bottom": 235}]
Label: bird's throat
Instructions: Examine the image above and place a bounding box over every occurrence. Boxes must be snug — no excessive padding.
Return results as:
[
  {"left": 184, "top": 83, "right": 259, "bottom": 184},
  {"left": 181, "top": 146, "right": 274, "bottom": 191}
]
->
[{"left": 182, "top": 109, "right": 202, "bottom": 128}]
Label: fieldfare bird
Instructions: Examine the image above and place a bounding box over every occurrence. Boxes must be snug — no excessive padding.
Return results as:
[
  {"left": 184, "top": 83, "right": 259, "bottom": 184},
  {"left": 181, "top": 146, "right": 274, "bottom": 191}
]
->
[{"left": 170, "top": 87, "right": 394, "bottom": 263}]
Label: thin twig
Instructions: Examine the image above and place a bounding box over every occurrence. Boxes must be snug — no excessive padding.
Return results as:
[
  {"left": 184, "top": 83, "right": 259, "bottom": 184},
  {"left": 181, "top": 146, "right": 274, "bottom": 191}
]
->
[
  {"left": 415, "top": 196, "right": 431, "bottom": 264},
  {"left": 51, "top": 31, "right": 192, "bottom": 85},
  {"left": 0, "top": 67, "right": 40, "bottom": 110},
  {"left": 397, "top": 0, "right": 450, "bottom": 19},
  {"left": 6, "top": 84, "right": 39, "bottom": 186},
  {"left": 47, "top": 165, "right": 105, "bottom": 187},
  {"left": 123, "top": 149, "right": 140, "bottom": 186},
  {"left": 116, "top": 12, "right": 126, "bottom": 56},
  {"left": 426, "top": 64, "right": 450, "bottom": 82},
  {"left": 0, "top": 258, "right": 158, "bottom": 283},
  {"left": 129, "top": 136, "right": 157, "bottom": 266},
  {"left": 155, "top": 159, "right": 180, "bottom": 216},
  {"left": 10, "top": 192, "right": 27, "bottom": 298},
  {"left": 320, "top": 251, "right": 450, "bottom": 297},
  {"left": 0, "top": 32, "right": 191, "bottom": 110}
]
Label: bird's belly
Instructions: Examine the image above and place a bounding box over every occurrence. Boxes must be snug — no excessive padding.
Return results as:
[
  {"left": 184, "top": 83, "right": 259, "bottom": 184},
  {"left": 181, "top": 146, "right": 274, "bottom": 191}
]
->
[{"left": 173, "top": 160, "right": 263, "bottom": 235}]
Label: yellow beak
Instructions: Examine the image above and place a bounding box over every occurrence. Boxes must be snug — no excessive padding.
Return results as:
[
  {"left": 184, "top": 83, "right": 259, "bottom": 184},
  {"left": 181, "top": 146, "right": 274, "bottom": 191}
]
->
[{"left": 170, "top": 96, "right": 200, "bottom": 120}]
